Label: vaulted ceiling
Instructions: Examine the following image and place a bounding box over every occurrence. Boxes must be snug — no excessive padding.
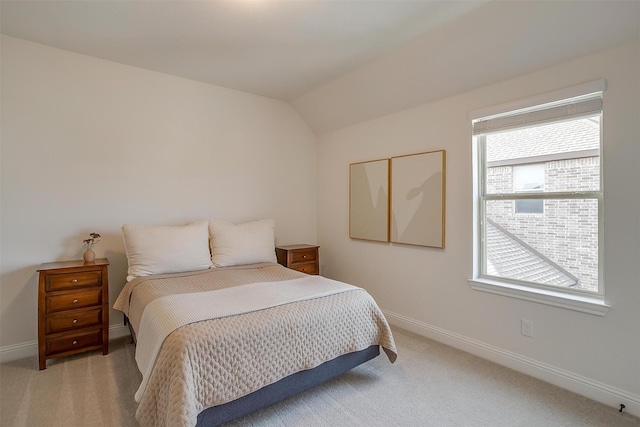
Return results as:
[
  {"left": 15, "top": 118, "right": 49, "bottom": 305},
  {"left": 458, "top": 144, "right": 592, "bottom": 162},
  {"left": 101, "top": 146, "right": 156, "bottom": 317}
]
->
[
  {"left": 2, "top": 1, "right": 639, "bottom": 134},
  {"left": 0, "top": 0, "right": 487, "bottom": 100}
]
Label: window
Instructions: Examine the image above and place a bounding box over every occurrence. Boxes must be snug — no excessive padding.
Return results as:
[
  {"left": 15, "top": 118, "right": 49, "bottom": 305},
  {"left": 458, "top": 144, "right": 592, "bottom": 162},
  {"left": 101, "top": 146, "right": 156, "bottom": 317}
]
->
[
  {"left": 513, "top": 164, "right": 544, "bottom": 214},
  {"left": 470, "top": 81, "right": 607, "bottom": 314}
]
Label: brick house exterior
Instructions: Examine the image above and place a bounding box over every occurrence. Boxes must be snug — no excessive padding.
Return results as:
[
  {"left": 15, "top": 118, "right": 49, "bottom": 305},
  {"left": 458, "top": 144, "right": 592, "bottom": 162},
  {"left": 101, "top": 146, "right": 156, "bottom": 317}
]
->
[{"left": 484, "top": 117, "right": 600, "bottom": 292}]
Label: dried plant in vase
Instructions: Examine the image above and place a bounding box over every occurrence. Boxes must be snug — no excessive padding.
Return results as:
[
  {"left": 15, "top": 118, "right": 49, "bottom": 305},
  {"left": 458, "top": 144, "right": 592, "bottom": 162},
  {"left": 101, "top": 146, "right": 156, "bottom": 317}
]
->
[{"left": 82, "top": 232, "right": 101, "bottom": 262}]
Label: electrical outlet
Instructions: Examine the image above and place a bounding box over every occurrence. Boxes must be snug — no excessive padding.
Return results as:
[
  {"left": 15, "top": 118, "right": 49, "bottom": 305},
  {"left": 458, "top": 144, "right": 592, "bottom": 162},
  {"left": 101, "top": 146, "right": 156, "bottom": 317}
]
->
[{"left": 521, "top": 319, "right": 534, "bottom": 337}]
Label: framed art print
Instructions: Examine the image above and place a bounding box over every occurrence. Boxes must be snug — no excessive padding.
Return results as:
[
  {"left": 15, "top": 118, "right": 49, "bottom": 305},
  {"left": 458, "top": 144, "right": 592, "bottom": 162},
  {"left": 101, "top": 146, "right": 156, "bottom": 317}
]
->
[
  {"left": 349, "top": 159, "right": 389, "bottom": 242},
  {"left": 390, "top": 150, "right": 445, "bottom": 248}
]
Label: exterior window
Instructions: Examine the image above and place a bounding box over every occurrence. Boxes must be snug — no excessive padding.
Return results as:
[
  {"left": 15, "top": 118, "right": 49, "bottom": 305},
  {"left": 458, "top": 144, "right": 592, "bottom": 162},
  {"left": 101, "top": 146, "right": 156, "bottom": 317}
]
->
[
  {"left": 473, "top": 91, "right": 603, "bottom": 297},
  {"left": 513, "top": 164, "right": 544, "bottom": 214}
]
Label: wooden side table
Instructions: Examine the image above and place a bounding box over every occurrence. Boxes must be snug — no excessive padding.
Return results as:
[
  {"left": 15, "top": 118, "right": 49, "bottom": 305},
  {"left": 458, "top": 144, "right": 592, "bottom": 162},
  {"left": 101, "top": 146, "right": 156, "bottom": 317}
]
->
[
  {"left": 275, "top": 245, "right": 319, "bottom": 275},
  {"left": 37, "top": 258, "right": 109, "bottom": 370}
]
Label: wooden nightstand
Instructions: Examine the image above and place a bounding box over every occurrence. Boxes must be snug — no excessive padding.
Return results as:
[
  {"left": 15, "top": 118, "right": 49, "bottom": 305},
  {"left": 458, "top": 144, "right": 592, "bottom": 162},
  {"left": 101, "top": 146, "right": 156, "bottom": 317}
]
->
[
  {"left": 37, "top": 258, "right": 109, "bottom": 370},
  {"left": 275, "top": 245, "right": 319, "bottom": 275}
]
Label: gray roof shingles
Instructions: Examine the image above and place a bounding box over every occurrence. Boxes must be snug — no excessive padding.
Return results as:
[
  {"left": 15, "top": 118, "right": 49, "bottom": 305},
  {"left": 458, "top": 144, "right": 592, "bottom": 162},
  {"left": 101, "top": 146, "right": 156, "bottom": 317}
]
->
[
  {"left": 486, "top": 220, "right": 577, "bottom": 287},
  {"left": 487, "top": 117, "right": 599, "bottom": 162}
]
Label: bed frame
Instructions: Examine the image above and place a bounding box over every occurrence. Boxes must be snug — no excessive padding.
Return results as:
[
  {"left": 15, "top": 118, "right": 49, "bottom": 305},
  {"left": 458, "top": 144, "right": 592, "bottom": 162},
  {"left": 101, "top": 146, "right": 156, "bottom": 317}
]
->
[
  {"left": 196, "top": 345, "right": 380, "bottom": 426},
  {"left": 124, "top": 315, "right": 380, "bottom": 426}
]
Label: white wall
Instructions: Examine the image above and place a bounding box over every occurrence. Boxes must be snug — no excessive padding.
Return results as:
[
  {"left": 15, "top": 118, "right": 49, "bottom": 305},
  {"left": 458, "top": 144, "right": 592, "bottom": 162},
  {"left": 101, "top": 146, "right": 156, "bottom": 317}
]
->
[
  {"left": 317, "top": 41, "right": 640, "bottom": 414},
  {"left": 0, "top": 36, "right": 317, "bottom": 352}
]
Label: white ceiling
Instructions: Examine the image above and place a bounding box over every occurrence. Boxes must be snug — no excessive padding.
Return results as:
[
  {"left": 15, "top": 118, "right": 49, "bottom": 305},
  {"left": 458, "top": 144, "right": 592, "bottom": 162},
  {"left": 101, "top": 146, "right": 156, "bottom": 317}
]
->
[
  {"left": 2, "top": 1, "right": 639, "bottom": 134},
  {"left": 0, "top": 0, "right": 487, "bottom": 101}
]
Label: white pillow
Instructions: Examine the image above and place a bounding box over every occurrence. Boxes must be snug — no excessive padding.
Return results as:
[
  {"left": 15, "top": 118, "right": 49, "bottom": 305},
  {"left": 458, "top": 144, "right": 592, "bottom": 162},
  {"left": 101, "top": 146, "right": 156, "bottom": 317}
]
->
[
  {"left": 209, "top": 219, "right": 277, "bottom": 267},
  {"left": 122, "top": 221, "right": 212, "bottom": 281}
]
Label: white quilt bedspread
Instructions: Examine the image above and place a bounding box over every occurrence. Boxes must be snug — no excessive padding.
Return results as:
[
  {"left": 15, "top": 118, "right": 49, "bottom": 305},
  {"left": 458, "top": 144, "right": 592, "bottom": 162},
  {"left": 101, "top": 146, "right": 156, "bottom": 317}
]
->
[{"left": 134, "top": 275, "right": 360, "bottom": 402}]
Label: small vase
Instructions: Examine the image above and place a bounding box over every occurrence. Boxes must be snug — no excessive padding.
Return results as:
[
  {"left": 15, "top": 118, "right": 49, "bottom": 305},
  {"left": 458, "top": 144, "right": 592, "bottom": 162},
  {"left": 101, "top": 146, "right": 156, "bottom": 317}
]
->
[{"left": 83, "top": 248, "right": 96, "bottom": 263}]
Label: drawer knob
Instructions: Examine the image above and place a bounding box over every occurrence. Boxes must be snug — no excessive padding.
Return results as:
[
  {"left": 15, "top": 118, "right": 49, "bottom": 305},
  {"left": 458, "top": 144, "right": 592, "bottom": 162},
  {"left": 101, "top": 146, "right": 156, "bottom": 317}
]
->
[
  {"left": 303, "top": 255, "right": 307, "bottom": 259},
  {"left": 72, "top": 319, "right": 78, "bottom": 324},
  {"left": 72, "top": 299, "right": 79, "bottom": 304},
  {"left": 71, "top": 279, "right": 78, "bottom": 283},
  {"left": 72, "top": 340, "right": 78, "bottom": 345}
]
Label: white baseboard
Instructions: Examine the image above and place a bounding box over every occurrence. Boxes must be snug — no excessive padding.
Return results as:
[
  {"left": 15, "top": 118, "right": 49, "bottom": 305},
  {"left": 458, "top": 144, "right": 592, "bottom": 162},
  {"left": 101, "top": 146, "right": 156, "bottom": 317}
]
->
[
  {"left": 0, "top": 340, "right": 38, "bottom": 364},
  {"left": 109, "top": 324, "right": 131, "bottom": 339},
  {"left": 383, "top": 309, "right": 640, "bottom": 418},
  {"left": 0, "top": 324, "right": 131, "bottom": 364}
]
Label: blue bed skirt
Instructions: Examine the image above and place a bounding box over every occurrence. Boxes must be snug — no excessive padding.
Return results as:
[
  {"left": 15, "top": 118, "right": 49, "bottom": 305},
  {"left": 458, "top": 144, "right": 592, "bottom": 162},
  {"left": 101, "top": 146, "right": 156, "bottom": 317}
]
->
[{"left": 196, "top": 345, "right": 381, "bottom": 426}]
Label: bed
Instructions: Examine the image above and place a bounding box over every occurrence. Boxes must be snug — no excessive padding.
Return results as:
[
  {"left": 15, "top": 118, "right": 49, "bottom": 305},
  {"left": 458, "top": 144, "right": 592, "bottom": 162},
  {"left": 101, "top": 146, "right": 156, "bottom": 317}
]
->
[{"left": 113, "top": 220, "right": 397, "bottom": 427}]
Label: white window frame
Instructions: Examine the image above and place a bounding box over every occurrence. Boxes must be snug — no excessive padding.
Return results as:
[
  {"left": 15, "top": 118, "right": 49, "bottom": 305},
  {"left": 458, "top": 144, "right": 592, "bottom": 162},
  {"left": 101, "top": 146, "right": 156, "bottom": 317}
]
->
[{"left": 469, "top": 80, "right": 610, "bottom": 316}]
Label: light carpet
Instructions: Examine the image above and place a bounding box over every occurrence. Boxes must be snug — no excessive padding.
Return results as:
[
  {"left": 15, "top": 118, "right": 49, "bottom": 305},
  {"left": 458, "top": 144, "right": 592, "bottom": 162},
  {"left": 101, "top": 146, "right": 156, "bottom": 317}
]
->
[{"left": 1, "top": 327, "right": 638, "bottom": 426}]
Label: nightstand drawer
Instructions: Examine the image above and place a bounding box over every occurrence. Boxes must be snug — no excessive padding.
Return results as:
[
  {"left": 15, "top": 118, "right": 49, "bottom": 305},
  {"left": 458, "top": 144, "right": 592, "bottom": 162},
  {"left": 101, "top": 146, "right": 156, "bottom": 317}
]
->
[
  {"left": 46, "top": 270, "right": 101, "bottom": 292},
  {"left": 276, "top": 245, "right": 319, "bottom": 275},
  {"left": 46, "top": 329, "right": 103, "bottom": 356},
  {"left": 290, "top": 248, "right": 317, "bottom": 265},
  {"left": 46, "top": 308, "right": 103, "bottom": 334},
  {"left": 292, "top": 264, "right": 318, "bottom": 275},
  {"left": 46, "top": 288, "right": 102, "bottom": 314}
]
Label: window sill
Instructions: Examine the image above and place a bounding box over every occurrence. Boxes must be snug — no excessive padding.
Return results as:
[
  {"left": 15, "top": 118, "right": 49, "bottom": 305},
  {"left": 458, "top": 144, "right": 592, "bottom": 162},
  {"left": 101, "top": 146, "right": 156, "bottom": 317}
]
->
[{"left": 468, "top": 278, "right": 610, "bottom": 316}]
